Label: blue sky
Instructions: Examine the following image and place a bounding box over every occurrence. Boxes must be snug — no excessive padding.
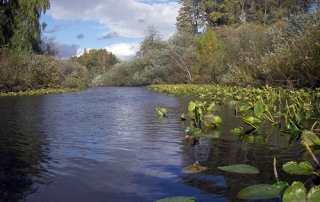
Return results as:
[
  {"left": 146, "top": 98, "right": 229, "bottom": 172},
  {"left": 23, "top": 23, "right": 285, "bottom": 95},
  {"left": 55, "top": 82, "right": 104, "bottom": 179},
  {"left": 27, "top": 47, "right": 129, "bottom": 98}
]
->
[{"left": 41, "top": 0, "right": 181, "bottom": 60}]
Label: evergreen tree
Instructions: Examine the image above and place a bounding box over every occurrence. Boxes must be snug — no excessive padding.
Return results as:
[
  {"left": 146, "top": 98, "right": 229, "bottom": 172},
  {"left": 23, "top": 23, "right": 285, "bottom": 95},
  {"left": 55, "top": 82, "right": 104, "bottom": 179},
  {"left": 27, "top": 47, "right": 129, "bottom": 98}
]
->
[{"left": 176, "top": 0, "right": 204, "bottom": 34}]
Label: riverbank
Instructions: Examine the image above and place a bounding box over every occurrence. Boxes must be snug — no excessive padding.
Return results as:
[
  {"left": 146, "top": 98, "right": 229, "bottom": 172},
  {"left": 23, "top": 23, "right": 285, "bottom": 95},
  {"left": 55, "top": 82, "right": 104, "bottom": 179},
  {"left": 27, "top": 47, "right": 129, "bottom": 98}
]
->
[{"left": 0, "top": 88, "right": 80, "bottom": 96}]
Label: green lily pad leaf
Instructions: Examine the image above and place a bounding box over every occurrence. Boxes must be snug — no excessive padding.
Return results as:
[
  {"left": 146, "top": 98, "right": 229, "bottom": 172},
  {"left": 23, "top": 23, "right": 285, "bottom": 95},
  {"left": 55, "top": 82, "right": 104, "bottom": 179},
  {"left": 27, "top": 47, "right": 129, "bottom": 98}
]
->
[
  {"left": 230, "top": 127, "right": 243, "bottom": 135},
  {"left": 237, "top": 182, "right": 288, "bottom": 200},
  {"left": 240, "top": 116, "right": 261, "bottom": 128},
  {"left": 155, "top": 196, "right": 195, "bottom": 202},
  {"left": 206, "top": 102, "right": 216, "bottom": 113},
  {"left": 254, "top": 101, "right": 264, "bottom": 118},
  {"left": 282, "top": 181, "right": 307, "bottom": 202},
  {"left": 188, "top": 102, "right": 196, "bottom": 113},
  {"left": 218, "top": 164, "right": 259, "bottom": 174},
  {"left": 301, "top": 130, "right": 320, "bottom": 147},
  {"left": 307, "top": 185, "right": 320, "bottom": 201},
  {"left": 202, "top": 114, "right": 222, "bottom": 127},
  {"left": 182, "top": 162, "right": 208, "bottom": 173},
  {"left": 156, "top": 107, "right": 168, "bottom": 117},
  {"left": 283, "top": 161, "right": 314, "bottom": 175}
]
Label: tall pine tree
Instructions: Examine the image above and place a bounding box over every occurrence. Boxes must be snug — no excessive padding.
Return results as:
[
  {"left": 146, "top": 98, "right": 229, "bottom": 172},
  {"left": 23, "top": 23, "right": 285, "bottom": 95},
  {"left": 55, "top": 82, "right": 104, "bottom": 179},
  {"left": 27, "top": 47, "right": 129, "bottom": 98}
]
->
[{"left": 176, "top": 0, "right": 205, "bottom": 35}]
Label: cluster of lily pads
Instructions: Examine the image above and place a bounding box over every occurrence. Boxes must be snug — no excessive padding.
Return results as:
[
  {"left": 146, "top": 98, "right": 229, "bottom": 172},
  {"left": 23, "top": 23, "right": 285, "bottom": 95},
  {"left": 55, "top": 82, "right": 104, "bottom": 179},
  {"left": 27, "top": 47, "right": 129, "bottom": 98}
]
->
[
  {"left": 150, "top": 84, "right": 320, "bottom": 142},
  {"left": 151, "top": 84, "right": 320, "bottom": 201}
]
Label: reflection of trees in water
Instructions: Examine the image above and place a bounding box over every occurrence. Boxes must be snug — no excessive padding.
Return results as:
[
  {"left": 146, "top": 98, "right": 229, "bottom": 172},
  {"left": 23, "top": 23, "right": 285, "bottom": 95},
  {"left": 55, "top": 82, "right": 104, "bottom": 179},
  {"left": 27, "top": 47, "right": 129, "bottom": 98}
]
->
[
  {"left": 179, "top": 129, "right": 304, "bottom": 201},
  {"left": 0, "top": 97, "right": 50, "bottom": 201}
]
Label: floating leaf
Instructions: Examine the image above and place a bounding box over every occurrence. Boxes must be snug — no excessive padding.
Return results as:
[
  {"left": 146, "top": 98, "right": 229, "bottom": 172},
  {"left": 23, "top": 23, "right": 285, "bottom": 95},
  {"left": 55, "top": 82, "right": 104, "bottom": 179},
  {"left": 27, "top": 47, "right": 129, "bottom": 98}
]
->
[
  {"left": 283, "top": 161, "right": 314, "bottom": 175},
  {"left": 206, "top": 102, "right": 216, "bottom": 113},
  {"left": 307, "top": 185, "right": 320, "bottom": 201},
  {"left": 239, "top": 116, "right": 261, "bottom": 128},
  {"left": 254, "top": 101, "right": 264, "bottom": 118},
  {"left": 218, "top": 164, "right": 259, "bottom": 174},
  {"left": 301, "top": 130, "right": 320, "bottom": 147},
  {"left": 155, "top": 196, "right": 195, "bottom": 202},
  {"left": 156, "top": 107, "right": 168, "bottom": 117},
  {"left": 282, "top": 181, "right": 307, "bottom": 202},
  {"left": 230, "top": 127, "right": 243, "bottom": 135},
  {"left": 202, "top": 114, "right": 222, "bottom": 127},
  {"left": 188, "top": 102, "right": 196, "bottom": 113},
  {"left": 237, "top": 182, "right": 288, "bottom": 200},
  {"left": 182, "top": 162, "right": 208, "bottom": 173}
]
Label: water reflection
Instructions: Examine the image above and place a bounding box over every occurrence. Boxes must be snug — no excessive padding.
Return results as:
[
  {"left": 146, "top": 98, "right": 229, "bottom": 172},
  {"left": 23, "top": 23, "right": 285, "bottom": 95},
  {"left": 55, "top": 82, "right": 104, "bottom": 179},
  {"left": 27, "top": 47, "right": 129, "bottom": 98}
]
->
[
  {"left": 0, "top": 87, "right": 311, "bottom": 202},
  {"left": 0, "top": 96, "right": 50, "bottom": 201}
]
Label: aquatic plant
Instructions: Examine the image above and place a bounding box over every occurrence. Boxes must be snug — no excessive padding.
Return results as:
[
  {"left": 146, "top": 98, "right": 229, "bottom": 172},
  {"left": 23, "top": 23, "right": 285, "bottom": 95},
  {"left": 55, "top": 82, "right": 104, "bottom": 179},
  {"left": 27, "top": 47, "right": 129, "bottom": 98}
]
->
[
  {"left": 156, "top": 107, "right": 168, "bottom": 117},
  {"left": 182, "top": 162, "right": 208, "bottom": 173},
  {"left": 155, "top": 196, "right": 195, "bottom": 202}
]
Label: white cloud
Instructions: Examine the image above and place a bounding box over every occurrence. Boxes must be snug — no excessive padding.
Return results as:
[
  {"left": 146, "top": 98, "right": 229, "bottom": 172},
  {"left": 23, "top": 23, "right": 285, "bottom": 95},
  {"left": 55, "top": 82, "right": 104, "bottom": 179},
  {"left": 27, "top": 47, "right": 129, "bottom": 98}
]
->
[
  {"left": 105, "top": 42, "right": 140, "bottom": 61},
  {"left": 47, "top": 0, "right": 180, "bottom": 39}
]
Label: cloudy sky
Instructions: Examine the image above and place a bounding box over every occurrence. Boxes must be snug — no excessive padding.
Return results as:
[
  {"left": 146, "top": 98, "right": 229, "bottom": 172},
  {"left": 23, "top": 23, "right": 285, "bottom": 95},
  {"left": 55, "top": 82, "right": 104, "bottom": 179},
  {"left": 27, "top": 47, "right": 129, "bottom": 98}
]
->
[{"left": 41, "top": 0, "right": 181, "bottom": 60}]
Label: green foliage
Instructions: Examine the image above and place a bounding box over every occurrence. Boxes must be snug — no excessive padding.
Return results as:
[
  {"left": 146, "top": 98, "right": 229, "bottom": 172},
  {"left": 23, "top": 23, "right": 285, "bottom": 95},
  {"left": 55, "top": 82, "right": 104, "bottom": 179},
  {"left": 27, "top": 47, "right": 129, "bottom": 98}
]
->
[
  {"left": 156, "top": 107, "right": 168, "bottom": 117},
  {"left": 237, "top": 182, "right": 288, "bottom": 200},
  {"left": 0, "top": 47, "right": 90, "bottom": 92},
  {"left": 261, "top": 12, "right": 320, "bottom": 88},
  {"left": 218, "top": 164, "right": 259, "bottom": 174},
  {"left": 136, "top": 25, "right": 168, "bottom": 57},
  {"left": 176, "top": 0, "right": 204, "bottom": 35},
  {"left": 196, "top": 26, "right": 225, "bottom": 83},
  {"left": 155, "top": 196, "right": 195, "bottom": 202},
  {"left": 0, "top": 0, "right": 50, "bottom": 52},
  {"left": 73, "top": 48, "right": 119, "bottom": 79}
]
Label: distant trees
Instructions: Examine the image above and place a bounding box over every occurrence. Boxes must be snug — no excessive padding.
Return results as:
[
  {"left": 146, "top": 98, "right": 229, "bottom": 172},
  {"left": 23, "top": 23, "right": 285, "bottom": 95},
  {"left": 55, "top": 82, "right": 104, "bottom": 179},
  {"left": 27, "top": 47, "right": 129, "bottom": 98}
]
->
[
  {"left": 72, "top": 49, "right": 120, "bottom": 78},
  {"left": 176, "top": 0, "right": 318, "bottom": 28}
]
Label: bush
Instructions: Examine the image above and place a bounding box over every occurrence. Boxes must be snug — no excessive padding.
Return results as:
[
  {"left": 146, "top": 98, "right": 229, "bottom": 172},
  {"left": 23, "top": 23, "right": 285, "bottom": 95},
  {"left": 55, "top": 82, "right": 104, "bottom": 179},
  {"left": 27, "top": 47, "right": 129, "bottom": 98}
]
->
[{"left": 0, "top": 48, "right": 91, "bottom": 92}]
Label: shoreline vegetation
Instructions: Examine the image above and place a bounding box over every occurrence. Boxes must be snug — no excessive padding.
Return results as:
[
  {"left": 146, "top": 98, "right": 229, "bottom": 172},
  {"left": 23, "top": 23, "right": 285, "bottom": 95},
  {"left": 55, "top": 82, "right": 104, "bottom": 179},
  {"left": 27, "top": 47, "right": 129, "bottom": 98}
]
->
[
  {"left": 1, "top": 1, "right": 320, "bottom": 94},
  {"left": 0, "top": 88, "right": 80, "bottom": 96}
]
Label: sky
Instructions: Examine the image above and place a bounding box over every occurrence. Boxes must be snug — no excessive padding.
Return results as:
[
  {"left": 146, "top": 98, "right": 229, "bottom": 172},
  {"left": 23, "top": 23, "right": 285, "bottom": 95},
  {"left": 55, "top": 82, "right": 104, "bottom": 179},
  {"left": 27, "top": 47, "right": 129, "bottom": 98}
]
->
[{"left": 41, "top": 0, "right": 181, "bottom": 61}]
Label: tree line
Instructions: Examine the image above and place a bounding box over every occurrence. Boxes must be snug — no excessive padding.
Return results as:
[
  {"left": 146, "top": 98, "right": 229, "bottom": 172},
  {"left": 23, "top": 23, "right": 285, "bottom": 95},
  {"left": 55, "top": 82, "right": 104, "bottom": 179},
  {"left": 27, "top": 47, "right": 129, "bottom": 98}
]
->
[
  {"left": 95, "top": 0, "right": 320, "bottom": 88},
  {"left": 1, "top": 0, "right": 319, "bottom": 92},
  {"left": 0, "top": 0, "right": 121, "bottom": 92}
]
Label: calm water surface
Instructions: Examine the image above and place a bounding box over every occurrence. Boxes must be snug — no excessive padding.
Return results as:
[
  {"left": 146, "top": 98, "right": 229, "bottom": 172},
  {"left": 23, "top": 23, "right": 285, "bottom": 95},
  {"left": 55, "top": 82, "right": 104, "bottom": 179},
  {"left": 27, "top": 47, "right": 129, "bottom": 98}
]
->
[{"left": 0, "top": 87, "right": 312, "bottom": 202}]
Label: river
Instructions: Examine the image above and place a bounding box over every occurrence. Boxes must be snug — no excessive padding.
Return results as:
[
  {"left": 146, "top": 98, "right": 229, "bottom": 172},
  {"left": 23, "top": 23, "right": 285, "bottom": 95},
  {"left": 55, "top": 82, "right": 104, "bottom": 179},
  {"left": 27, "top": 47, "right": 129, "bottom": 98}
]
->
[{"left": 0, "top": 87, "right": 311, "bottom": 202}]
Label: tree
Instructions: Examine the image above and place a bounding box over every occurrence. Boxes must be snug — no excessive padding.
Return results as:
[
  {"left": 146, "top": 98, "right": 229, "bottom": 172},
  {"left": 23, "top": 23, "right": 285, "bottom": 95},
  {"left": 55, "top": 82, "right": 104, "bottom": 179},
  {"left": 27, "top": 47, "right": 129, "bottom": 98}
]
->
[
  {"left": 196, "top": 26, "right": 225, "bottom": 83},
  {"left": 72, "top": 49, "right": 119, "bottom": 77},
  {"left": 199, "top": 0, "right": 317, "bottom": 26},
  {"left": 0, "top": 0, "right": 50, "bottom": 52},
  {"left": 176, "top": 0, "right": 204, "bottom": 34},
  {"left": 167, "top": 31, "right": 197, "bottom": 83},
  {"left": 136, "top": 25, "right": 167, "bottom": 57}
]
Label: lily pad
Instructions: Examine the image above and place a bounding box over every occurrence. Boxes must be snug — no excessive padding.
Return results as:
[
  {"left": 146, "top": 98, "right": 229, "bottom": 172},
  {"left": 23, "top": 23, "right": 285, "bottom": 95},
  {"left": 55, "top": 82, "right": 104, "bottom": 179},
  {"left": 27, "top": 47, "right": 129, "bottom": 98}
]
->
[
  {"left": 218, "top": 164, "right": 259, "bottom": 174},
  {"left": 301, "top": 130, "right": 320, "bottom": 147},
  {"left": 202, "top": 114, "right": 222, "bottom": 127},
  {"left": 239, "top": 116, "right": 261, "bottom": 128},
  {"left": 156, "top": 107, "right": 168, "bottom": 117},
  {"left": 182, "top": 162, "right": 208, "bottom": 173},
  {"left": 206, "top": 102, "right": 216, "bottom": 113},
  {"left": 254, "top": 100, "right": 264, "bottom": 118},
  {"left": 230, "top": 127, "right": 243, "bottom": 135},
  {"left": 282, "top": 161, "right": 314, "bottom": 175},
  {"left": 155, "top": 196, "right": 195, "bottom": 202},
  {"left": 282, "top": 181, "right": 307, "bottom": 202},
  {"left": 237, "top": 181, "right": 288, "bottom": 200},
  {"left": 307, "top": 185, "right": 320, "bottom": 201}
]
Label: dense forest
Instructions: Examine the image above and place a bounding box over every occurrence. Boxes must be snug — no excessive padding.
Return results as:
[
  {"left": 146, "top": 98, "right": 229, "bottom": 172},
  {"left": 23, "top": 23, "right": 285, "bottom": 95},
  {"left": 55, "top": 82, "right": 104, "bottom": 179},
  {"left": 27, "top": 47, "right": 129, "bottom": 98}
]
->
[
  {"left": 1, "top": 0, "right": 320, "bottom": 93},
  {"left": 95, "top": 0, "right": 320, "bottom": 88}
]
